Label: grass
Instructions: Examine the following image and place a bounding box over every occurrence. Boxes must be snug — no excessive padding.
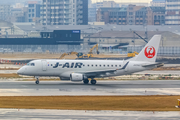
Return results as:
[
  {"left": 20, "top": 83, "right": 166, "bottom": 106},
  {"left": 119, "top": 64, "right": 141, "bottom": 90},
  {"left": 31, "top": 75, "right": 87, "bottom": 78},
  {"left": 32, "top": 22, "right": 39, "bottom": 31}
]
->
[
  {"left": 0, "top": 96, "right": 180, "bottom": 111},
  {"left": 0, "top": 73, "right": 21, "bottom": 78},
  {"left": 0, "top": 68, "right": 19, "bottom": 70}
]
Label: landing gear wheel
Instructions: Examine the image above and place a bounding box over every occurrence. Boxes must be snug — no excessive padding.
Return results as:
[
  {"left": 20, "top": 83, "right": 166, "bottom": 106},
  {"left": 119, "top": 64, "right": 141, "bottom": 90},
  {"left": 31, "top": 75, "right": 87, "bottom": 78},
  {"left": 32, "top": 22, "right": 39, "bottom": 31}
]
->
[
  {"left": 91, "top": 80, "right": 96, "bottom": 85},
  {"left": 35, "top": 76, "right": 39, "bottom": 84},
  {"left": 35, "top": 80, "right": 39, "bottom": 84},
  {"left": 83, "top": 80, "right": 89, "bottom": 84}
]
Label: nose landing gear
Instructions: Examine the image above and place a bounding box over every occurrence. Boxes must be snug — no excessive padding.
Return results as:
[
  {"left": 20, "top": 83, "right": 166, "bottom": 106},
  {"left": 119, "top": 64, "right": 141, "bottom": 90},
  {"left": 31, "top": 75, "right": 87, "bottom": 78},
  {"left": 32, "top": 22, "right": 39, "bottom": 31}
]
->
[
  {"left": 35, "top": 76, "right": 39, "bottom": 84},
  {"left": 35, "top": 79, "right": 39, "bottom": 84}
]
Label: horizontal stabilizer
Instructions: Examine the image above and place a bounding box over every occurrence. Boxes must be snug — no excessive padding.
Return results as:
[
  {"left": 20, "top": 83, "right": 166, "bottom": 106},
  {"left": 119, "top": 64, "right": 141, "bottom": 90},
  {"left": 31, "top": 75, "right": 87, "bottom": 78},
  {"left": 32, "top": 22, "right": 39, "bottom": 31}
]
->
[{"left": 142, "top": 63, "right": 164, "bottom": 67}]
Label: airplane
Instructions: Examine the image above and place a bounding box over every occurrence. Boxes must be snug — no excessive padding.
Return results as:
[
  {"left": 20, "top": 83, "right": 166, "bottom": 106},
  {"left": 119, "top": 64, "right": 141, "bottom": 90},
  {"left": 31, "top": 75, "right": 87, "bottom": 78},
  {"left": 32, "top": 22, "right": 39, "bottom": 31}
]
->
[{"left": 17, "top": 35, "right": 163, "bottom": 85}]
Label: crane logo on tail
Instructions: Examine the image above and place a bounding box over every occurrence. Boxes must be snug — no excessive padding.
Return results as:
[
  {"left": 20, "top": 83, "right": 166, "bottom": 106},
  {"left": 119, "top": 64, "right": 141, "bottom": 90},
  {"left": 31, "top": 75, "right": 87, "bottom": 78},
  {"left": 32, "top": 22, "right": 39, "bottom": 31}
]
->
[{"left": 144, "top": 46, "right": 155, "bottom": 58}]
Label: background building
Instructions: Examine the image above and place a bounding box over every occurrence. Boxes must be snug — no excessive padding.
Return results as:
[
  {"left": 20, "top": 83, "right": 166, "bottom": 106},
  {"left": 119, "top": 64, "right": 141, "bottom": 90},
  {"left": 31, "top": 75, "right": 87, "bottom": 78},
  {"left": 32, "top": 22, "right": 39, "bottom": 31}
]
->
[
  {"left": 165, "top": 0, "right": 180, "bottom": 25},
  {"left": 9, "top": 7, "right": 28, "bottom": 23},
  {"left": 0, "top": 28, "right": 82, "bottom": 53},
  {"left": 88, "top": 2, "right": 97, "bottom": 22},
  {"left": 96, "top": 1, "right": 118, "bottom": 8},
  {"left": 28, "top": 1, "right": 41, "bottom": 23},
  {"left": 150, "top": 0, "right": 165, "bottom": 7},
  {"left": 97, "top": 5, "right": 165, "bottom": 25},
  {"left": 88, "top": 6, "right": 97, "bottom": 22},
  {"left": 151, "top": 6, "right": 165, "bottom": 25},
  {"left": 118, "top": 2, "right": 149, "bottom": 7},
  {"left": 96, "top": 7, "right": 127, "bottom": 25},
  {"left": 41, "top": 0, "right": 88, "bottom": 25},
  {"left": 0, "top": 5, "right": 11, "bottom": 21},
  {"left": 88, "top": 0, "right": 119, "bottom": 23},
  {"left": 127, "top": 5, "right": 145, "bottom": 25}
]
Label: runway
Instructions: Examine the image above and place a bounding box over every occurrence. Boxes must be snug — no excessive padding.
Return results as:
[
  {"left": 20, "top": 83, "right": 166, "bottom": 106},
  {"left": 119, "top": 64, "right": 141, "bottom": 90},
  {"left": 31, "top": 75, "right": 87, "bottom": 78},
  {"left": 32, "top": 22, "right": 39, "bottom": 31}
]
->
[
  {"left": 1, "top": 109, "right": 180, "bottom": 120},
  {"left": 1, "top": 80, "right": 180, "bottom": 119},
  {"left": 0, "top": 80, "right": 180, "bottom": 96}
]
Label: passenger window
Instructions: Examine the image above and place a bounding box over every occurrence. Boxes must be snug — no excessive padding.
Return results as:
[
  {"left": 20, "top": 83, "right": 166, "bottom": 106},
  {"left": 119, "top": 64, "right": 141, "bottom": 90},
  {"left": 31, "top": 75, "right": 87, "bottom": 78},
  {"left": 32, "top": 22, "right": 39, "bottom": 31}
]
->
[
  {"left": 119, "top": 65, "right": 121, "bottom": 67},
  {"left": 104, "top": 65, "right": 105, "bottom": 67},
  {"left": 51, "top": 64, "right": 53, "bottom": 66},
  {"left": 115, "top": 65, "right": 117, "bottom": 67},
  {"left": 99, "top": 65, "right": 101, "bottom": 67},
  {"left": 88, "top": 65, "right": 89, "bottom": 67},
  {"left": 111, "top": 65, "right": 113, "bottom": 67},
  {"left": 96, "top": 65, "right": 97, "bottom": 67},
  {"left": 92, "top": 65, "right": 93, "bottom": 67},
  {"left": 107, "top": 65, "right": 109, "bottom": 67}
]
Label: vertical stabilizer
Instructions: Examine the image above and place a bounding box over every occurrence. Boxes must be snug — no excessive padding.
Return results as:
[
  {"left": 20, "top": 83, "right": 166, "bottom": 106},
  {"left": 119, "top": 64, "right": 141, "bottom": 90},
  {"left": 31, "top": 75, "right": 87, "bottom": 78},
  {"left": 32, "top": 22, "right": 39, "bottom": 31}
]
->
[{"left": 131, "top": 35, "right": 161, "bottom": 62}]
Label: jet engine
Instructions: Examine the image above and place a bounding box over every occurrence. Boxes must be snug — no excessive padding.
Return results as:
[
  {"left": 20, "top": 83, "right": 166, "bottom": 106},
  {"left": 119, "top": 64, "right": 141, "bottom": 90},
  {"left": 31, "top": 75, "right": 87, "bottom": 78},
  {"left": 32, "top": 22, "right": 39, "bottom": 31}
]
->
[{"left": 70, "top": 73, "right": 85, "bottom": 81}]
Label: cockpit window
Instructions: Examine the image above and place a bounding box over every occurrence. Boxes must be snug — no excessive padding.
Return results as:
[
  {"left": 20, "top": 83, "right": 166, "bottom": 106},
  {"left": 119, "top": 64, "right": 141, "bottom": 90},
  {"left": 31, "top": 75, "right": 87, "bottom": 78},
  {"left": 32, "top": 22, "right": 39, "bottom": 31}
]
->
[
  {"left": 31, "top": 63, "right": 35, "bottom": 66},
  {"left": 27, "top": 63, "right": 35, "bottom": 66}
]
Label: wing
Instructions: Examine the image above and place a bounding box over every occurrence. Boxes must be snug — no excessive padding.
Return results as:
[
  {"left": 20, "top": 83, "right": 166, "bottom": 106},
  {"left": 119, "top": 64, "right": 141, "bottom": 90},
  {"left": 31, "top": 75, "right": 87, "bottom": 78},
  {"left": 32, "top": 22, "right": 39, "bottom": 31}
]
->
[{"left": 78, "top": 69, "right": 117, "bottom": 77}]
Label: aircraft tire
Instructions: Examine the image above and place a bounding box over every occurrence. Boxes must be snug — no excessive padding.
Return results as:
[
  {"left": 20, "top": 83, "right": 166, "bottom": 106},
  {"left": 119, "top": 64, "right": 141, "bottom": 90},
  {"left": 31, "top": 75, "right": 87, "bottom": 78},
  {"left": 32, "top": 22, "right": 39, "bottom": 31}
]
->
[
  {"left": 91, "top": 80, "right": 96, "bottom": 85},
  {"left": 83, "top": 80, "right": 89, "bottom": 84},
  {"left": 35, "top": 80, "right": 39, "bottom": 84}
]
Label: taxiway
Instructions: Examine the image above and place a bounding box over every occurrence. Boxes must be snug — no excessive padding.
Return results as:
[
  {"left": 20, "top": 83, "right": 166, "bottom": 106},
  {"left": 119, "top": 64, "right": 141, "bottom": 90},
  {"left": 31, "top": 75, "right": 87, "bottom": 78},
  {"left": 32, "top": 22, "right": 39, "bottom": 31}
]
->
[
  {"left": 0, "top": 109, "right": 180, "bottom": 120},
  {"left": 0, "top": 80, "right": 180, "bottom": 96}
]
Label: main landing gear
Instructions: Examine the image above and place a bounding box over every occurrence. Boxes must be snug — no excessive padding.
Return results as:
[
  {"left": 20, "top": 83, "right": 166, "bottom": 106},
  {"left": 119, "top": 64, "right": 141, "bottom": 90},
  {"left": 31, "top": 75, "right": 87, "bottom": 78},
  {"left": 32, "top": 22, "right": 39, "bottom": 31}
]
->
[
  {"left": 83, "top": 79, "right": 89, "bottom": 84},
  {"left": 83, "top": 79, "right": 96, "bottom": 85},
  {"left": 91, "top": 79, "right": 96, "bottom": 85},
  {"left": 35, "top": 76, "right": 39, "bottom": 84}
]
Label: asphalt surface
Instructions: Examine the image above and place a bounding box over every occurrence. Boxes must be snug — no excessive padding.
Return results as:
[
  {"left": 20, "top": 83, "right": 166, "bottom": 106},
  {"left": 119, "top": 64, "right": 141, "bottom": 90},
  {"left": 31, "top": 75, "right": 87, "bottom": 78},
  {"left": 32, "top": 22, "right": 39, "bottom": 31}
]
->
[
  {"left": 1, "top": 80, "right": 180, "bottom": 120},
  {"left": 1, "top": 109, "right": 180, "bottom": 120},
  {"left": 0, "top": 80, "right": 180, "bottom": 96}
]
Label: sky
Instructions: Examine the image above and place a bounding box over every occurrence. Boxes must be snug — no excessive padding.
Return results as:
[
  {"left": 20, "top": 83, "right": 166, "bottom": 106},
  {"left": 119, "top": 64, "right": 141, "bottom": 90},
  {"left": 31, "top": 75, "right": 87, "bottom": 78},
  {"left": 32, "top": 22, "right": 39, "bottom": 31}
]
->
[{"left": 92, "top": 0, "right": 152, "bottom": 3}]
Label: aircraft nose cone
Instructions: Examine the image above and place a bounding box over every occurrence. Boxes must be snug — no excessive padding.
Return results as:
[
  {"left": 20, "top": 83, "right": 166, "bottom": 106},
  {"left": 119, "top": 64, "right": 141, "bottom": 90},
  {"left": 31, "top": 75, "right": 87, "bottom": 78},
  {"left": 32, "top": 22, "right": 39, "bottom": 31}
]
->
[
  {"left": 17, "top": 69, "right": 21, "bottom": 75},
  {"left": 17, "top": 67, "right": 24, "bottom": 75}
]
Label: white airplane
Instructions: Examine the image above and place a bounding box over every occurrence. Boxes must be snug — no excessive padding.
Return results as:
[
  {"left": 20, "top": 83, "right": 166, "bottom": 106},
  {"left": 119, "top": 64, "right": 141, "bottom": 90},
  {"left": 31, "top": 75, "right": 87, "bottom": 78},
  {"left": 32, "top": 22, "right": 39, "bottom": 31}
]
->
[{"left": 17, "top": 35, "right": 162, "bottom": 85}]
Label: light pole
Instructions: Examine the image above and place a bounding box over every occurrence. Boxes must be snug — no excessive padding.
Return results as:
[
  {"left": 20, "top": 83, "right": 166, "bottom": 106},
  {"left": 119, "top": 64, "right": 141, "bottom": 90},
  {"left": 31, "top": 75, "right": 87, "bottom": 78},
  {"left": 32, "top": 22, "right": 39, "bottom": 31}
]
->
[{"left": 98, "top": 32, "right": 101, "bottom": 52}]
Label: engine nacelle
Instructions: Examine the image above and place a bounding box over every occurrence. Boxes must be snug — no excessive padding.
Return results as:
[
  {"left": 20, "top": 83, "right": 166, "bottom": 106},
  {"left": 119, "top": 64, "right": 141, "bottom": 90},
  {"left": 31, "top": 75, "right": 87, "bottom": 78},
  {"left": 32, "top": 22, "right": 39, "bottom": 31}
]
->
[{"left": 70, "top": 73, "right": 85, "bottom": 81}]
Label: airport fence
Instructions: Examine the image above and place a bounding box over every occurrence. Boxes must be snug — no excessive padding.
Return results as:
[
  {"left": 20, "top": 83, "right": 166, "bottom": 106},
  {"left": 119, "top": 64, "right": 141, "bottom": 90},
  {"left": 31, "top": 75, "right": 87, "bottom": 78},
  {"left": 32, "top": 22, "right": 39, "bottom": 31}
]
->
[
  {"left": 128, "top": 46, "right": 180, "bottom": 56},
  {"left": 0, "top": 45, "right": 180, "bottom": 56}
]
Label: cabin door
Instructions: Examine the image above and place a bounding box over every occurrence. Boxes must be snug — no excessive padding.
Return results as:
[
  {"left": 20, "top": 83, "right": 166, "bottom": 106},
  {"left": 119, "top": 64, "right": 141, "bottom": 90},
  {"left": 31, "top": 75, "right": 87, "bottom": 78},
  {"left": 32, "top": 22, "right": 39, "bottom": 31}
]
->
[{"left": 42, "top": 60, "right": 47, "bottom": 71}]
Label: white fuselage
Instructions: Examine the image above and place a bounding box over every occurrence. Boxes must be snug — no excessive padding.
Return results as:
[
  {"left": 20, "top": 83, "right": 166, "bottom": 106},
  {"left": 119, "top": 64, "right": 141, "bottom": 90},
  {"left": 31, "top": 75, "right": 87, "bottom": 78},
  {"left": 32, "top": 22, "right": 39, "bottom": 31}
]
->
[{"left": 17, "top": 59, "right": 154, "bottom": 80}]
